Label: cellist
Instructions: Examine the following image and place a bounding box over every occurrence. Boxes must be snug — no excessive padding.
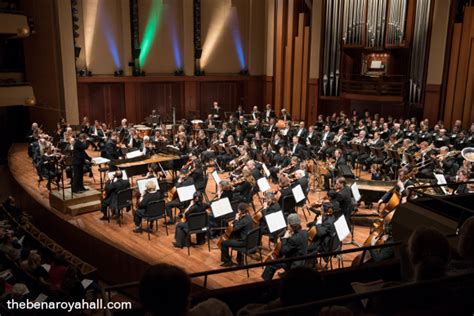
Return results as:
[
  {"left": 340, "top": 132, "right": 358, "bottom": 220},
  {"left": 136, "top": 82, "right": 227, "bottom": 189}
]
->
[
  {"left": 219, "top": 203, "right": 254, "bottom": 267},
  {"left": 377, "top": 168, "right": 414, "bottom": 209}
]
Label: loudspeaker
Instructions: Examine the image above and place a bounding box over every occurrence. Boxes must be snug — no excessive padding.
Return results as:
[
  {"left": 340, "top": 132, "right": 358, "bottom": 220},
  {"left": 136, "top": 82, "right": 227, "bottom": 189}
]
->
[
  {"left": 74, "top": 46, "right": 81, "bottom": 58},
  {"left": 133, "top": 48, "right": 141, "bottom": 59}
]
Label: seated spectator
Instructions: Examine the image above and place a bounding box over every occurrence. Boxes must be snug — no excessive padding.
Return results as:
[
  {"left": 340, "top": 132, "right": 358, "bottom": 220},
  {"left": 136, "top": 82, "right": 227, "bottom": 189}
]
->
[
  {"left": 20, "top": 251, "right": 49, "bottom": 285},
  {"left": 408, "top": 227, "right": 450, "bottom": 281},
  {"left": 139, "top": 263, "right": 231, "bottom": 316},
  {"left": 2, "top": 196, "right": 23, "bottom": 221},
  {"left": 48, "top": 255, "right": 68, "bottom": 292},
  {"left": 238, "top": 267, "right": 324, "bottom": 315},
  {"left": 449, "top": 216, "right": 474, "bottom": 274},
  {"left": 0, "top": 233, "right": 21, "bottom": 261},
  {"left": 61, "top": 266, "right": 85, "bottom": 301}
]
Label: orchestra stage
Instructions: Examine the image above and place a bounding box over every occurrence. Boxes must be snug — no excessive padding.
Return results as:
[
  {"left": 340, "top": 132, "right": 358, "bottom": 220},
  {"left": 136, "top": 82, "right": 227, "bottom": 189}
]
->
[{"left": 8, "top": 143, "right": 370, "bottom": 289}]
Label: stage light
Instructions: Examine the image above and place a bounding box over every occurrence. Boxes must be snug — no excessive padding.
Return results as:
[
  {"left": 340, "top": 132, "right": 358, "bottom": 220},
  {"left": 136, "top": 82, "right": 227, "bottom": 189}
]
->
[
  {"left": 174, "top": 68, "right": 184, "bottom": 76},
  {"left": 83, "top": 0, "right": 99, "bottom": 68},
  {"left": 114, "top": 69, "right": 124, "bottom": 76},
  {"left": 139, "top": 0, "right": 163, "bottom": 68},
  {"left": 201, "top": 1, "right": 231, "bottom": 68}
]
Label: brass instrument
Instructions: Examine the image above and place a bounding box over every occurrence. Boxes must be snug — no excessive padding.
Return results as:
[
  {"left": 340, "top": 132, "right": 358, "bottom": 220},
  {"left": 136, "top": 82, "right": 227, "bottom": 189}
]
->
[{"left": 461, "top": 147, "right": 474, "bottom": 162}]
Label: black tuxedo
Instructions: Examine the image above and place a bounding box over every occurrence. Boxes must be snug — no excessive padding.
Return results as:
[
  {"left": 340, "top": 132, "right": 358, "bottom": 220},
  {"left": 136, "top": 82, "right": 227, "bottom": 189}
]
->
[
  {"left": 308, "top": 215, "right": 337, "bottom": 254},
  {"left": 103, "top": 140, "right": 121, "bottom": 161},
  {"left": 264, "top": 110, "right": 276, "bottom": 121},
  {"left": 71, "top": 139, "right": 91, "bottom": 193},
  {"left": 333, "top": 187, "right": 353, "bottom": 223},
  {"left": 134, "top": 191, "right": 164, "bottom": 227},
  {"left": 220, "top": 214, "right": 254, "bottom": 264}
]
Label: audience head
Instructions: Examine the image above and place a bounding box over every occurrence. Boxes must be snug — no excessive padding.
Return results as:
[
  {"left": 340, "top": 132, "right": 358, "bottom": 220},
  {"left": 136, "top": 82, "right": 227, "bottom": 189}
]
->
[
  {"left": 458, "top": 216, "right": 474, "bottom": 261},
  {"left": 139, "top": 263, "right": 191, "bottom": 316},
  {"left": 279, "top": 267, "right": 323, "bottom": 307},
  {"left": 408, "top": 227, "right": 450, "bottom": 281}
]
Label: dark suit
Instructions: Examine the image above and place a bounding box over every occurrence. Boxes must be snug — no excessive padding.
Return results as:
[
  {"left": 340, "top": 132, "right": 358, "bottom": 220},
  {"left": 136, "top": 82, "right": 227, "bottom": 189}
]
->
[
  {"left": 308, "top": 215, "right": 337, "bottom": 254},
  {"left": 72, "top": 139, "right": 90, "bottom": 192},
  {"left": 103, "top": 140, "right": 121, "bottom": 161},
  {"left": 333, "top": 187, "right": 353, "bottom": 224},
  {"left": 262, "top": 229, "right": 308, "bottom": 281},
  {"left": 133, "top": 191, "right": 164, "bottom": 227},
  {"left": 101, "top": 179, "right": 130, "bottom": 216},
  {"left": 264, "top": 110, "right": 276, "bottom": 121},
  {"left": 174, "top": 202, "right": 209, "bottom": 247},
  {"left": 220, "top": 215, "right": 254, "bottom": 264},
  {"left": 324, "top": 157, "right": 346, "bottom": 190},
  {"left": 165, "top": 177, "right": 195, "bottom": 220}
]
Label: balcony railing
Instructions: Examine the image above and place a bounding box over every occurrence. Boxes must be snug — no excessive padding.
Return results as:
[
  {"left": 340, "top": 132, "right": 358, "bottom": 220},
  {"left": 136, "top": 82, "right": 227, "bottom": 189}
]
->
[{"left": 341, "top": 75, "right": 406, "bottom": 101}]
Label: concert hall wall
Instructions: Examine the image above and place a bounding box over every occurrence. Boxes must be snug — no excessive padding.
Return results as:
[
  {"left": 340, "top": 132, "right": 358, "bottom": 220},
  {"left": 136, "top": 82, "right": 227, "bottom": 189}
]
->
[{"left": 77, "top": 75, "right": 265, "bottom": 124}]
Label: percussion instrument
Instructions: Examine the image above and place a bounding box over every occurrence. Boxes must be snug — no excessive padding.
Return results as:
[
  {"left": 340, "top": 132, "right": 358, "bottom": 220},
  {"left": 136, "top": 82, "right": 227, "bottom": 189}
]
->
[
  {"left": 276, "top": 120, "right": 286, "bottom": 129},
  {"left": 462, "top": 147, "right": 474, "bottom": 162}
]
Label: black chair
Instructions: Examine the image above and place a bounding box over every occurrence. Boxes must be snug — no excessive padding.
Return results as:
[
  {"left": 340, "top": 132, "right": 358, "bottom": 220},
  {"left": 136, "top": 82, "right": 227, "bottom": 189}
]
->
[
  {"left": 143, "top": 199, "right": 168, "bottom": 240},
  {"left": 233, "top": 227, "right": 263, "bottom": 277},
  {"left": 186, "top": 212, "right": 211, "bottom": 256},
  {"left": 114, "top": 188, "right": 133, "bottom": 226},
  {"left": 281, "top": 194, "right": 296, "bottom": 216}
]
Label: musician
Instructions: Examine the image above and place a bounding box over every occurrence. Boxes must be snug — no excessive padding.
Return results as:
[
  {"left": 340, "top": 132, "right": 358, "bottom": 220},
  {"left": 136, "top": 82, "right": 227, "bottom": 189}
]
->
[
  {"left": 319, "top": 125, "right": 335, "bottom": 157},
  {"left": 102, "top": 133, "right": 121, "bottom": 163},
  {"left": 433, "top": 128, "right": 450, "bottom": 148},
  {"left": 289, "top": 136, "right": 304, "bottom": 158},
  {"left": 172, "top": 192, "right": 209, "bottom": 248},
  {"left": 140, "top": 136, "right": 154, "bottom": 156},
  {"left": 245, "top": 160, "right": 262, "bottom": 181},
  {"left": 280, "top": 108, "right": 292, "bottom": 122},
  {"left": 259, "top": 192, "right": 282, "bottom": 237},
  {"left": 220, "top": 202, "right": 254, "bottom": 267},
  {"left": 405, "top": 124, "right": 418, "bottom": 142},
  {"left": 270, "top": 147, "right": 290, "bottom": 183},
  {"left": 323, "top": 149, "right": 346, "bottom": 191},
  {"left": 307, "top": 195, "right": 337, "bottom": 255},
  {"left": 235, "top": 105, "right": 244, "bottom": 118},
  {"left": 211, "top": 101, "right": 221, "bottom": 120},
  {"left": 362, "top": 131, "right": 385, "bottom": 167},
  {"left": 250, "top": 106, "right": 261, "bottom": 121},
  {"left": 378, "top": 169, "right": 414, "bottom": 206},
  {"left": 165, "top": 168, "right": 195, "bottom": 223},
  {"left": 264, "top": 104, "right": 276, "bottom": 122},
  {"left": 272, "top": 133, "right": 286, "bottom": 151},
  {"left": 71, "top": 133, "right": 91, "bottom": 193},
  {"left": 100, "top": 170, "right": 130, "bottom": 220},
  {"left": 40, "top": 145, "right": 62, "bottom": 191},
  {"left": 293, "top": 169, "right": 309, "bottom": 193},
  {"left": 435, "top": 146, "right": 459, "bottom": 181},
  {"left": 294, "top": 122, "right": 308, "bottom": 140},
  {"left": 276, "top": 175, "right": 294, "bottom": 216},
  {"left": 119, "top": 118, "right": 130, "bottom": 143},
  {"left": 261, "top": 214, "right": 308, "bottom": 281},
  {"left": 133, "top": 181, "right": 163, "bottom": 233},
  {"left": 80, "top": 116, "right": 91, "bottom": 135},
  {"left": 188, "top": 155, "right": 206, "bottom": 191},
  {"left": 416, "top": 141, "right": 435, "bottom": 179},
  {"left": 232, "top": 169, "right": 255, "bottom": 203},
  {"left": 331, "top": 177, "right": 353, "bottom": 224},
  {"left": 454, "top": 169, "right": 470, "bottom": 195},
  {"left": 125, "top": 128, "right": 141, "bottom": 149}
]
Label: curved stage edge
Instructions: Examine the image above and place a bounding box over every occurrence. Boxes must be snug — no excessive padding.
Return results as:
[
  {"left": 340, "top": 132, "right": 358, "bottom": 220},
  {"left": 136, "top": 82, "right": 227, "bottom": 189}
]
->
[{"left": 7, "top": 143, "right": 277, "bottom": 290}]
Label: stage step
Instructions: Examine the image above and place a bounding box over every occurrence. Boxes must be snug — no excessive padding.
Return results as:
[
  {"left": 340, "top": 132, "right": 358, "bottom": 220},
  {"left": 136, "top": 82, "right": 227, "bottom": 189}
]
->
[
  {"left": 49, "top": 187, "right": 102, "bottom": 216},
  {"left": 67, "top": 200, "right": 101, "bottom": 216}
]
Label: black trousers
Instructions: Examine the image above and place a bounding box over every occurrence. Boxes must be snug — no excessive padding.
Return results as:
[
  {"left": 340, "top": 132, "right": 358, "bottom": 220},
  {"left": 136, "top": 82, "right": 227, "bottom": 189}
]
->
[
  {"left": 175, "top": 222, "right": 205, "bottom": 247},
  {"left": 262, "top": 262, "right": 290, "bottom": 281},
  {"left": 134, "top": 208, "right": 146, "bottom": 227},
  {"left": 220, "top": 239, "right": 245, "bottom": 263},
  {"left": 72, "top": 163, "right": 84, "bottom": 192}
]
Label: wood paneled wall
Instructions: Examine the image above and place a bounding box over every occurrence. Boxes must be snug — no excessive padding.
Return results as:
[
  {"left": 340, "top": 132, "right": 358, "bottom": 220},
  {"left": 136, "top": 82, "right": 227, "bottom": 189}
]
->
[
  {"left": 77, "top": 76, "right": 264, "bottom": 124},
  {"left": 443, "top": 9, "right": 474, "bottom": 129}
]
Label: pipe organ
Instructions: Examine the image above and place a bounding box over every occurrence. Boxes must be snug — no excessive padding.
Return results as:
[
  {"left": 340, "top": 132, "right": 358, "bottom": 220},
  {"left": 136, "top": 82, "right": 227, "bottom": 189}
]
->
[{"left": 321, "top": 0, "right": 433, "bottom": 114}]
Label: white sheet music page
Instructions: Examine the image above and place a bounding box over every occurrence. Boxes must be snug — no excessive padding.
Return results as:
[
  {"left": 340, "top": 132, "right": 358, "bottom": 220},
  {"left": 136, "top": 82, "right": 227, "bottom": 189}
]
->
[
  {"left": 257, "top": 177, "right": 271, "bottom": 192},
  {"left": 211, "top": 171, "right": 221, "bottom": 184},
  {"left": 351, "top": 183, "right": 361, "bottom": 202},
  {"left": 334, "top": 215, "right": 351, "bottom": 241},
  {"left": 211, "top": 197, "right": 233, "bottom": 218},
  {"left": 177, "top": 185, "right": 196, "bottom": 202},
  {"left": 292, "top": 184, "right": 305, "bottom": 203},
  {"left": 137, "top": 177, "right": 159, "bottom": 195},
  {"left": 265, "top": 211, "right": 286, "bottom": 233}
]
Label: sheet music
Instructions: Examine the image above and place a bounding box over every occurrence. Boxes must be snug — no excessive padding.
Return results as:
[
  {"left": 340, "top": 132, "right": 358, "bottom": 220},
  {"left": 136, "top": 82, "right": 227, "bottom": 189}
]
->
[
  {"left": 292, "top": 184, "right": 305, "bottom": 203},
  {"left": 257, "top": 177, "right": 271, "bottom": 192},
  {"left": 125, "top": 150, "right": 144, "bottom": 159},
  {"left": 107, "top": 170, "right": 128, "bottom": 181},
  {"left": 137, "top": 177, "right": 159, "bottom": 195},
  {"left": 211, "top": 171, "right": 221, "bottom": 184},
  {"left": 91, "top": 157, "right": 110, "bottom": 165},
  {"left": 265, "top": 211, "right": 286, "bottom": 233},
  {"left": 177, "top": 185, "right": 196, "bottom": 202},
  {"left": 81, "top": 279, "right": 94, "bottom": 289},
  {"left": 262, "top": 164, "right": 271, "bottom": 178},
  {"left": 34, "top": 293, "right": 48, "bottom": 303},
  {"left": 334, "top": 215, "right": 351, "bottom": 241},
  {"left": 41, "top": 264, "right": 51, "bottom": 272},
  {"left": 434, "top": 173, "right": 448, "bottom": 195},
  {"left": 211, "top": 197, "right": 233, "bottom": 218},
  {"left": 351, "top": 183, "right": 361, "bottom": 202}
]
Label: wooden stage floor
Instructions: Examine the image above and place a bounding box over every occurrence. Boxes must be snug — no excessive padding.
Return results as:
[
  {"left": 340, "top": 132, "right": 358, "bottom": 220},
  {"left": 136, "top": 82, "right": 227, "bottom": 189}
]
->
[{"left": 8, "top": 144, "right": 371, "bottom": 289}]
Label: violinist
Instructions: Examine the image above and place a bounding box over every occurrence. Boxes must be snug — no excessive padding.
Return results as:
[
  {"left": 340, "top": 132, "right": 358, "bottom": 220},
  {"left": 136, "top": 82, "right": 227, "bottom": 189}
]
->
[
  {"left": 145, "top": 163, "right": 164, "bottom": 180},
  {"left": 259, "top": 192, "right": 281, "bottom": 237},
  {"left": 188, "top": 154, "right": 205, "bottom": 191},
  {"left": 40, "top": 144, "right": 63, "bottom": 191},
  {"left": 220, "top": 203, "right": 254, "bottom": 267},
  {"left": 100, "top": 170, "right": 130, "bottom": 220},
  {"left": 275, "top": 175, "right": 294, "bottom": 216},
  {"left": 216, "top": 180, "right": 234, "bottom": 201},
  {"left": 307, "top": 192, "right": 338, "bottom": 255},
  {"left": 173, "top": 192, "right": 208, "bottom": 248},
  {"left": 133, "top": 180, "right": 163, "bottom": 233},
  {"left": 270, "top": 147, "right": 290, "bottom": 183},
  {"left": 331, "top": 177, "right": 353, "bottom": 223},
  {"left": 292, "top": 170, "right": 309, "bottom": 193},
  {"left": 261, "top": 214, "right": 308, "bottom": 281},
  {"left": 231, "top": 168, "right": 255, "bottom": 203}
]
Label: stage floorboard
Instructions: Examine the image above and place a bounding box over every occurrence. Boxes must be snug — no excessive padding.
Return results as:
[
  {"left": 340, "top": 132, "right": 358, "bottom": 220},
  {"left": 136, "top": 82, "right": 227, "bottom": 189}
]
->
[{"left": 8, "top": 144, "right": 371, "bottom": 289}]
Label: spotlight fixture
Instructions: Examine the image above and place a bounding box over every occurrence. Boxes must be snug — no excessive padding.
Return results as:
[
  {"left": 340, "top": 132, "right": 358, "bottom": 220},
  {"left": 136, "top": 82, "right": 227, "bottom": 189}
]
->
[
  {"left": 74, "top": 46, "right": 81, "bottom": 59},
  {"left": 174, "top": 68, "right": 184, "bottom": 76},
  {"left": 78, "top": 69, "right": 86, "bottom": 76},
  {"left": 87, "top": 70, "right": 92, "bottom": 76},
  {"left": 114, "top": 69, "right": 124, "bottom": 76},
  {"left": 239, "top": 68, "right": 249, "bottom": 76}
]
